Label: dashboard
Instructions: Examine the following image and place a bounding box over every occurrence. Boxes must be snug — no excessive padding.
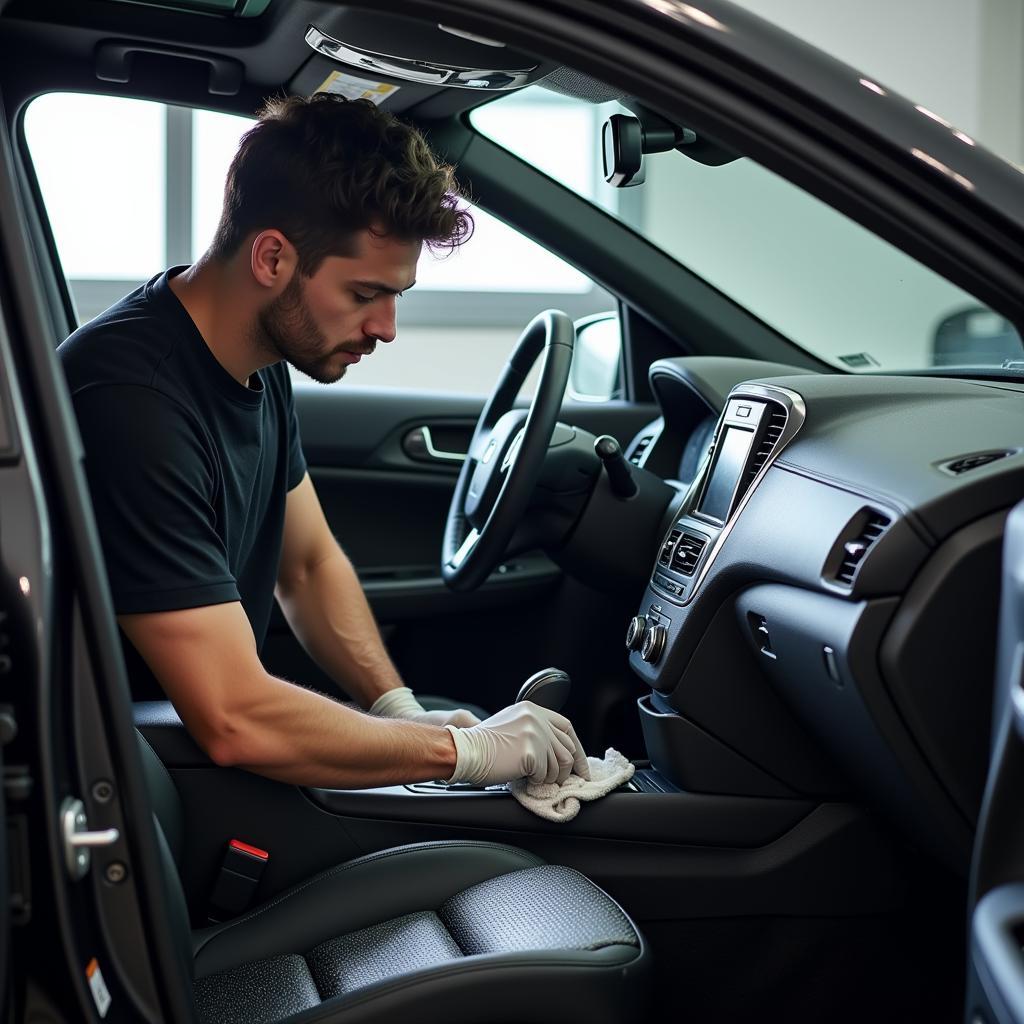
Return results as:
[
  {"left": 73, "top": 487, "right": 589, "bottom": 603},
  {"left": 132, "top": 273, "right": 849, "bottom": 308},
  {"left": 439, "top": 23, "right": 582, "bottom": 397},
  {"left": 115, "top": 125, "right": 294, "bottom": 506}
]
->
[{"left": 621, "top": 356, "right": 1024, "bottom": 872}]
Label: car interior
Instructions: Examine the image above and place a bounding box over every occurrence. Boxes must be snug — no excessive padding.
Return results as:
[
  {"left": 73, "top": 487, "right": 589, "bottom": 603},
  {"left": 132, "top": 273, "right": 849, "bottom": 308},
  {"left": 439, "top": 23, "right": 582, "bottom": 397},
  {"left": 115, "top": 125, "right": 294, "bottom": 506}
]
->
[{"left": 0, "top": 0, "right": 1023, "bottom": 1022}]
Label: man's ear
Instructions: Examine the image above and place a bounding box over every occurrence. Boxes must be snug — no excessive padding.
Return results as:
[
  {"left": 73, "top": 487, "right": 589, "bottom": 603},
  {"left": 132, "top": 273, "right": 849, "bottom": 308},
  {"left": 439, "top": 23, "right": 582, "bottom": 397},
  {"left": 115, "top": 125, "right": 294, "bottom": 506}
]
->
[{"left": 250, "top": 230, "right": 298, "bottom": 290}]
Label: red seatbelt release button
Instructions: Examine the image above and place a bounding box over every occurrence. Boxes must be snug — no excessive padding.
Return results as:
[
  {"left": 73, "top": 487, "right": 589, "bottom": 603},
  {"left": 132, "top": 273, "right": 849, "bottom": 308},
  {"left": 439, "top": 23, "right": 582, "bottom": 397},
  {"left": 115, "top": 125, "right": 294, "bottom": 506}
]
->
[{"left": 209, "top": 838, "right": 269, "bottom": 921}]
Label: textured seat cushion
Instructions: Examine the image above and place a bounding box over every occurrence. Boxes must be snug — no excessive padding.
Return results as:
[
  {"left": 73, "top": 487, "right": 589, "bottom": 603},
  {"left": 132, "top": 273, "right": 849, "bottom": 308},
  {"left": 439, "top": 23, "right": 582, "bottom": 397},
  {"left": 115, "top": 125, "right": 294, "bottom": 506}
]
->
[
  {"left": 192, "top": 842, "right": 648, "bottom": 1024},
  {"left": 439, "top": 864, "right": 638, "bottom": 955},
  {"left": 193, "top": 955, "right": 321, "bottom": 1024},
  {"left": 308, "top": 911, "right": 463, "bottom": 999}
]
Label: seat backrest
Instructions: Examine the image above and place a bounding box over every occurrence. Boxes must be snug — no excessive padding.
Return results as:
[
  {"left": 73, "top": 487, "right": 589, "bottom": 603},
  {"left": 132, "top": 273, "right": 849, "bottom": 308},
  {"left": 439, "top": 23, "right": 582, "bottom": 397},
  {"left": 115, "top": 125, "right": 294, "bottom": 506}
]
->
[
  {"left": 137, "top": 729, "right": 186, "bottom": 868},
  {"left": 136, "top": 730, "right": 195, "bottom": 981}
]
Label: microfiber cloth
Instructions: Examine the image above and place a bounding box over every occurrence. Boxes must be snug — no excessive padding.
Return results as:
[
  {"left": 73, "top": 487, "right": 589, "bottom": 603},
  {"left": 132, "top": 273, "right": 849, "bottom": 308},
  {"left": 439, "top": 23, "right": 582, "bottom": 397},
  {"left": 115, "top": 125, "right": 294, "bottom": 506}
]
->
[{"left": 508, "top": 748, "right": 635, "bottom": 822}]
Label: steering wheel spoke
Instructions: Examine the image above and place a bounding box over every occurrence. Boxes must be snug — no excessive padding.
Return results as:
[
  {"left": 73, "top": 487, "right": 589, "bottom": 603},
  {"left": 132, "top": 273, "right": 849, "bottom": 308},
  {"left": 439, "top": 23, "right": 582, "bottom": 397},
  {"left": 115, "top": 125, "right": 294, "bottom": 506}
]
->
[
  {"left": 447, "top": 528, "right": 480, "bottom": 570},
  {"left": 468, "top": 429, "right": 495, "bottom": 463}
]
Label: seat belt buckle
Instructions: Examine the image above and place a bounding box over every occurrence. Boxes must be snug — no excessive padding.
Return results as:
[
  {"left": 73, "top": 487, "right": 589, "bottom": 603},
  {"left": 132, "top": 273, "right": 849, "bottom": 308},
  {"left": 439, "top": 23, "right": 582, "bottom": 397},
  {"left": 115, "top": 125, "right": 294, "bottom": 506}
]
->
[{"left": 208, "top": 839, "right": 269, "bottom": 923}]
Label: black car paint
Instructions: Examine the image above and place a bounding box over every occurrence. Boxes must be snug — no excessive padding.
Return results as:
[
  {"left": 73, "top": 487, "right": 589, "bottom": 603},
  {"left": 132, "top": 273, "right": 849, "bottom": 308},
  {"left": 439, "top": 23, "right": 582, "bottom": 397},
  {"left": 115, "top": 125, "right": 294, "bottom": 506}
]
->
[{"left": 0, "top": 1, "right": 1019, "bottom": 1022}]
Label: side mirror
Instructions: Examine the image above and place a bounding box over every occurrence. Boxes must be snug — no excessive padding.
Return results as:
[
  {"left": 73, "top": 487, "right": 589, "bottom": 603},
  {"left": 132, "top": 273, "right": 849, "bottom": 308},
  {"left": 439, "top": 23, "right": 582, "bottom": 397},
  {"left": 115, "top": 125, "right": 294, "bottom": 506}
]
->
[
  {"left": 932, "top": 307, "right": 1023, "bottom": 366},
  {"left": 569, "top": 314, "right": 622, "bottom": 402}
]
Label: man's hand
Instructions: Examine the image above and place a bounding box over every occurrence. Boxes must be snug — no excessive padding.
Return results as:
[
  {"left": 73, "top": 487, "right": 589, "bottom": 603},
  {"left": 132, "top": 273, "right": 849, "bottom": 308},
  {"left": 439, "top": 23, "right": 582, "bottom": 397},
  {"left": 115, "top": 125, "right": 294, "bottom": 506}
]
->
[
  {"left": 445, "top": 702, "right": 591, "bottom": 787},
  {"left": 369, "top": 686, "right": 481, "bottom": 728}
]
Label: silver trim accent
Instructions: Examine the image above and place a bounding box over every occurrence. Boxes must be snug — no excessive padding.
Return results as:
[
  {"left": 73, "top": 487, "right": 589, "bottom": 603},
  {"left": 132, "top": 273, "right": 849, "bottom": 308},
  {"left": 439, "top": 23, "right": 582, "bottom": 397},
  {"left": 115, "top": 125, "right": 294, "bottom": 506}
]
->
[
  {"left": 515, "top": 667, "right": 572, "bottom": 710},
  {"left": 438, "top": 24, "right": 506, "bottom": 47},
  {"left": 448, "top": 528, "right": 480, "bottom": 569},
  {"left": 625, "top": 615, "right": 647, "bottom": 651},
  {"left": 641, "top": 623, "right": 667, "bottom": 663},
  {"left": 305, "top": 26, "right": 537, "bottom": 91},
  {"left": 652, "top": 384, "right": 807, "bottom": 605},
  {"left": 61, "top": 797, "right": 120, "bottom": 881},
  {"left": 421, "top": 426, "right": 467, "bottom": 463},
  {"left": 1012, "top": 681, "right": 1024, "bottom": 729},
  {"left": 500, "top": 429, "right": 525, "bottom": 472}
]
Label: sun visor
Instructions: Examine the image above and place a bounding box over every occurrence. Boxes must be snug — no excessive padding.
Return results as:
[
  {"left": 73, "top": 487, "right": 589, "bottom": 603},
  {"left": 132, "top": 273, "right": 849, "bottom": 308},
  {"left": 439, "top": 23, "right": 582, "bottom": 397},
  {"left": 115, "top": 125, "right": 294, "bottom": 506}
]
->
[{"left": 298, "top": 9, "right": 555, "bottom": 93}]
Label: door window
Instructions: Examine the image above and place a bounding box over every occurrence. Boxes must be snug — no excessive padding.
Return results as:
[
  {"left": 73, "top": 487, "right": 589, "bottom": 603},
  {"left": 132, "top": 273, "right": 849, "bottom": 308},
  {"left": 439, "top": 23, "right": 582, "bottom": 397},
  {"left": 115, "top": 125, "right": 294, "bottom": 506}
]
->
[{"left": 25, "top": 93, "right": 616, "bottom": 395}]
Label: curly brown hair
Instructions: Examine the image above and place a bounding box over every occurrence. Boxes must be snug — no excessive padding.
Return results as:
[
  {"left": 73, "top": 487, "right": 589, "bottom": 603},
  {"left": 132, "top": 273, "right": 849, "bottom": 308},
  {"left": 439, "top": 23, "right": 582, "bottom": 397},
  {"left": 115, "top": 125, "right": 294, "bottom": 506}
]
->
[{"left": 209, "top": 93, "right": 473, "bottom": 273}]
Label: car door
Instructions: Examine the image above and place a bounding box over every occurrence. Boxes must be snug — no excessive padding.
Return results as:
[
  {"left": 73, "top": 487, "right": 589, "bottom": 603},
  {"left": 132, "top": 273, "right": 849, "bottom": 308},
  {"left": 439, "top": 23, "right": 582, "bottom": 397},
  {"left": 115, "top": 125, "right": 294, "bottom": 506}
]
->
[{"left": 0, "top": 85, "right": 196, "bottom": 1022}]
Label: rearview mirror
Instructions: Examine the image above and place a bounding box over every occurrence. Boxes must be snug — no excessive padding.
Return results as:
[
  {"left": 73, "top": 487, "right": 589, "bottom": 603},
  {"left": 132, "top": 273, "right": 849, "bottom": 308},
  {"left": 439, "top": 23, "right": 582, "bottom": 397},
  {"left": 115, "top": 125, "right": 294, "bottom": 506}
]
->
[{"left": 602, "top": 111, "right": 687, "bottom": 187}]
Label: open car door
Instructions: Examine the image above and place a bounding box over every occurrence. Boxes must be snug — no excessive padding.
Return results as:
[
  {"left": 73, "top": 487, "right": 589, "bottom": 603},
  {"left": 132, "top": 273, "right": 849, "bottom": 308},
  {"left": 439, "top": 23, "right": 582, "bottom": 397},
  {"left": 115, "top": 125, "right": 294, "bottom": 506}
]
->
[
  {"left": 0, "top": 79, "right": 193, "bottom": 1022},
  {"left": 968, "top": 498, "right": 1024, "bottom": 1023}
]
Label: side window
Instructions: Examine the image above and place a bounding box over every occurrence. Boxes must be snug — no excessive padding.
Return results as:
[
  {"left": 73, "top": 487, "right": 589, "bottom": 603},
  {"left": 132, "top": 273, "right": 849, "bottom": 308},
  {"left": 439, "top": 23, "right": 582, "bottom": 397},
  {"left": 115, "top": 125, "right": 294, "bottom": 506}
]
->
[{"left": 24, "top": 93, "right": 618, "bottom": 397}]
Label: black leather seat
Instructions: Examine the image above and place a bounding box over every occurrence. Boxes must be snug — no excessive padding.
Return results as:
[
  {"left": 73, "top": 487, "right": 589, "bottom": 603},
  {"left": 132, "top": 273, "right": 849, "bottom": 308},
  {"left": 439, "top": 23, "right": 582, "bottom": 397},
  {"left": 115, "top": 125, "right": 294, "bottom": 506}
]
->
[{"left": 138, "top": 735, "right": 650, "bottom": 1024}]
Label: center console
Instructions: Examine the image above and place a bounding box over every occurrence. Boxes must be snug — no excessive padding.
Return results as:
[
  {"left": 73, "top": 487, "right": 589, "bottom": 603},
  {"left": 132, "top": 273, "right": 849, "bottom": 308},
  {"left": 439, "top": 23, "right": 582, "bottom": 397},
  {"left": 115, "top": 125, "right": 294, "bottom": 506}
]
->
[
  {"left": 628, "top": 384, "right": 805, "bottom": 683},
  {"left": 625, "top": 384, "right": 812, "bottom": 796}
]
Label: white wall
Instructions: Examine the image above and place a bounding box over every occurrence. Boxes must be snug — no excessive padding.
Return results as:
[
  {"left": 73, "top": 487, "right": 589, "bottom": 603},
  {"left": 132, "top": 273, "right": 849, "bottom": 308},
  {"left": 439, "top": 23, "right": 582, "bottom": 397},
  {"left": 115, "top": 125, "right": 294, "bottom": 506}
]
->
[
  {"left": 634, "top": 0, "right": 1023, "bottom": 370},
  {"left": 735, "top": 0, "right": 1023, "bottom": 165},
  {"left": 319, "top": 326, "right": 519, "bottom": 394}
]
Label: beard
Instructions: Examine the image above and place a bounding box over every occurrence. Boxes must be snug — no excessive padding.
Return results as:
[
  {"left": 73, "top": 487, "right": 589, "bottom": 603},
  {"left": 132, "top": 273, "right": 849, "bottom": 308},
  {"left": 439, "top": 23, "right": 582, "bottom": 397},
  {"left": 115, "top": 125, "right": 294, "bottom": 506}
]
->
[{"left": 256, "top": 275, "right": 372, "bottom": 384}]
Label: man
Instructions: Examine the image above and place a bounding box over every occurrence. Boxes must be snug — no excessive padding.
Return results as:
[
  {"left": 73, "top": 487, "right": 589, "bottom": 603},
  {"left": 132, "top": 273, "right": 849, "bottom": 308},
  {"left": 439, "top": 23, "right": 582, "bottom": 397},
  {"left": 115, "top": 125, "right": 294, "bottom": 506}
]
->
[{"left": 60, "top": 94, "right": 589, "bottom": 790}]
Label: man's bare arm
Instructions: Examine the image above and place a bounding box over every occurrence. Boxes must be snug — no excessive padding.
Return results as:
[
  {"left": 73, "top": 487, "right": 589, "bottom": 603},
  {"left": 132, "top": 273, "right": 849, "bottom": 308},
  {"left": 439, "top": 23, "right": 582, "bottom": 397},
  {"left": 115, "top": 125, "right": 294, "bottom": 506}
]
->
[
  {"left": 119, "top": 601, "right": 456, "bottom": 788},
  {"left": 274, "top": 473, "right": 404, "bottom": 709}
]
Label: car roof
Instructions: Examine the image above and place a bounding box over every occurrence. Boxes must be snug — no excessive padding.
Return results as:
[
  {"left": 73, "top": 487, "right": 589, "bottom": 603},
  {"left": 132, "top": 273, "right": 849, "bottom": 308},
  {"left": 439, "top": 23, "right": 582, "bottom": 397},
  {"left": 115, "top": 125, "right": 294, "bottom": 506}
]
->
[{"left": 0, "top": 0, "right": 1020, "bottom": 237}]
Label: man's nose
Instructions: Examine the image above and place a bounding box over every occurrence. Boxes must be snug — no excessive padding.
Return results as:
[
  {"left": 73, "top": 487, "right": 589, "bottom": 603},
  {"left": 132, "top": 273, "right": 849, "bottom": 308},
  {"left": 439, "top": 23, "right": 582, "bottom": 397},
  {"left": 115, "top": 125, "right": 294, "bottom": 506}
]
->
[{"left": 365, "top": 298, "right": 397, "bottom": 344}]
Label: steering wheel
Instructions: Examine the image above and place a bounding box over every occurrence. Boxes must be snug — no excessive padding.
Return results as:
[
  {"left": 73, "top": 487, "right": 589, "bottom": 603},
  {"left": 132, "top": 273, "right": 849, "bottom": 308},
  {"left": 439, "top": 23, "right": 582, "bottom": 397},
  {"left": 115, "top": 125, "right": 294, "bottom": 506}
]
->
[{"left": 441, "top": 310, "right": 575, "bottom": 591}]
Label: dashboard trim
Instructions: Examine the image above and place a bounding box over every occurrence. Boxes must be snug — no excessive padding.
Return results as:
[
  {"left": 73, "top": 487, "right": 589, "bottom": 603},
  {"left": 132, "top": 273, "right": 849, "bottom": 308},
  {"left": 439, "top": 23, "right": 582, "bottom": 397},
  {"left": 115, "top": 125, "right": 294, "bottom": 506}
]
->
[{"left": 651, "top": 383, "right": 807, "bottom": 606}]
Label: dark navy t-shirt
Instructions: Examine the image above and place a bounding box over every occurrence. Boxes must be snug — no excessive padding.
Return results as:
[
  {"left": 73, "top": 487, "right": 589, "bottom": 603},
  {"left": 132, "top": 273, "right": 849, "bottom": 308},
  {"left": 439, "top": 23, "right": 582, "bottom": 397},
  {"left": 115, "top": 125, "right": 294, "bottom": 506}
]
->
[{"left": 59, "top": 267, "right": 307, "bottom": 698}]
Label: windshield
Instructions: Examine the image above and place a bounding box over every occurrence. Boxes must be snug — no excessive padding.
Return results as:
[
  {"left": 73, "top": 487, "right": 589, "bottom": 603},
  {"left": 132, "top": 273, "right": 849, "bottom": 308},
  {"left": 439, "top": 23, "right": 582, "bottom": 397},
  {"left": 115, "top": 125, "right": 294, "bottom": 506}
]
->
[{"left": 472, "top": 89, "right": 1022, "bottom": 373}]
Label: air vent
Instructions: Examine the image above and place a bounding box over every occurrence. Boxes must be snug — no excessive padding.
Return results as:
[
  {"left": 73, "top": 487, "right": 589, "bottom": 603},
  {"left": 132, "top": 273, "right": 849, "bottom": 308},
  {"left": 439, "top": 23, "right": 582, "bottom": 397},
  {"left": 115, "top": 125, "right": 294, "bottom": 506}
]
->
[
  {"left": 743, "top": 406, "right": 788, "bottom": 486},
  {"left": 939, "top": 449, "right": 1017, "bottom": 475},
  {"left": 629, "top": 435, "right": 655, "bottom": 466},
  {"left": 670, "top": 532, "right": 707, "bottom": 576},
  {"left": 658, "top": 529, "right": 681, "bottom": 567},
  {"left": 834, "top": 511, "right": 891, "bottom": 586}
]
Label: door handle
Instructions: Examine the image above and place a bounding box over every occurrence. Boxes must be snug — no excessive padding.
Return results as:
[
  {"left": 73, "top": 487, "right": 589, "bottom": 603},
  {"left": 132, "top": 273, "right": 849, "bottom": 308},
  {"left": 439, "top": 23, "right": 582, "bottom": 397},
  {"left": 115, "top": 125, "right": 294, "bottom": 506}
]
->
[
  {"left": 402, "top": 426, "right": 467, "bottom": 464},
  {"left": 95, "top": 40, "right": 244, "bottom": 96},
  {"left": 61, "top": 797, "right": 120, "bottom": 881}
]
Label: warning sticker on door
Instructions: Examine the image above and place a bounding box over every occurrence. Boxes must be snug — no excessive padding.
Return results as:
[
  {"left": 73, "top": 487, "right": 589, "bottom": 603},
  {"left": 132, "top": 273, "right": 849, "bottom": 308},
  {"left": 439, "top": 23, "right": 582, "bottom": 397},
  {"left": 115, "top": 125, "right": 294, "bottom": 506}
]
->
[
  {"left": 313, "top": 71, "right": 399, "bottom": 105},
  {"left": 86, "top": 958, "right": 111, "bottom": 1018}
]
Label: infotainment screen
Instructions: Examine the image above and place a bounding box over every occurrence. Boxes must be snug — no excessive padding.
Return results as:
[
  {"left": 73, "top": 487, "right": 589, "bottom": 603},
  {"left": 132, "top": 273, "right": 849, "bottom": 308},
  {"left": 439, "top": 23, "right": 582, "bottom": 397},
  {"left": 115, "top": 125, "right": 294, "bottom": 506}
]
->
[{"left": 698, "top": 426, "right": 756, "bottom": 522}]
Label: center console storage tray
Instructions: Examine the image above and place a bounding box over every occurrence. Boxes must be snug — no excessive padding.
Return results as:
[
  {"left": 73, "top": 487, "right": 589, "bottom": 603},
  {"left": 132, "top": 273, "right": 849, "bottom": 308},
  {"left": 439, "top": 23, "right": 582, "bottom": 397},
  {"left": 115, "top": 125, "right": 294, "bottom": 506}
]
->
[{"left": 637, "top": 695, "right": 795, "bottom": 797}]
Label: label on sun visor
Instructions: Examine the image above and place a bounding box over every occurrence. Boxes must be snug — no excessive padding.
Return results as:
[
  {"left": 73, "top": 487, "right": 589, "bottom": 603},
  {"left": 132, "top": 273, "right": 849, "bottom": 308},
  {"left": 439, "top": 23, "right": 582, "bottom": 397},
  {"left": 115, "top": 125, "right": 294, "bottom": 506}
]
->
[{"left": 313, "top": 71, "right": 399, "bottom": 105}]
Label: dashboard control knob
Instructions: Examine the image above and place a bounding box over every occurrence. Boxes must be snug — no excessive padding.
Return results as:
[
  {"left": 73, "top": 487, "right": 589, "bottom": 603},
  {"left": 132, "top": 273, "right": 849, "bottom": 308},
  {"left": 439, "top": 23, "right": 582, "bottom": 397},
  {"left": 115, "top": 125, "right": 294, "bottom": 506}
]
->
[
  {"left": 641, "top": 624, "right": 667, "bottom": 664},
  {"left": 625, "top": 615, "right": 648, "bottom": 651}
]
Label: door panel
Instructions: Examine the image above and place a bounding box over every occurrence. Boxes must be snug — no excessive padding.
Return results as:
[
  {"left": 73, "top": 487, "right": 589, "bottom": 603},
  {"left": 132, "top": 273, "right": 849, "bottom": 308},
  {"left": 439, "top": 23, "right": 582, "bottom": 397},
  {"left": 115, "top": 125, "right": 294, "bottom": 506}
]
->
[{"left": 262, "top": 382, "right": 660, "bottom": 721}]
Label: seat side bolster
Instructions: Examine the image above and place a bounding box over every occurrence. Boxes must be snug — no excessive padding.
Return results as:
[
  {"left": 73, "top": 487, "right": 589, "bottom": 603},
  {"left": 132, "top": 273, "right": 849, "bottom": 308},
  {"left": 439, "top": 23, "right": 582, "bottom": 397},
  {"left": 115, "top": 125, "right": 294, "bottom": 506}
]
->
[{"left": 276, "top": 945, "right": 651, "bottom": 1024}]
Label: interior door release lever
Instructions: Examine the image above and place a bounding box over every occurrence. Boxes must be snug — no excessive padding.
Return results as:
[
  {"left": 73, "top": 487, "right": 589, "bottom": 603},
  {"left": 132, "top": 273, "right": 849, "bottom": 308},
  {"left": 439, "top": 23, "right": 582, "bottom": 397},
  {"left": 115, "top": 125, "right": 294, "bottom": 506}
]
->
[
  {"left": 402, "top": 426, "right": 467, "bottom": 464},
  {"left": 61, "top": 797, "right": 120, "bottom": 881}
]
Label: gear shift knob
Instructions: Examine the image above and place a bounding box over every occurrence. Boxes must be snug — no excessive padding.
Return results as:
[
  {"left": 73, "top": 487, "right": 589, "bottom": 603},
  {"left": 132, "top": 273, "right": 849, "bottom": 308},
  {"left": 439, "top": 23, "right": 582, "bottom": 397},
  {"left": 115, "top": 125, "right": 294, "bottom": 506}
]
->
[{"left": 516, "top": 667, "right": 571, "bottom": 712}]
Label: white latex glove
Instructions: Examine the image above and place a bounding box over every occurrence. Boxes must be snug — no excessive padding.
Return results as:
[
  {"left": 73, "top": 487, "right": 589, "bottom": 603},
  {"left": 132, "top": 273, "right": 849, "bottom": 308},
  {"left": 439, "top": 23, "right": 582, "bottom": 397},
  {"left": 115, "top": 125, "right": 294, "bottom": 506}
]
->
[
  {"left": 368, "top": 686, "right": 481, "bottom": 728},
  {"left": 445, "top": 702, "right": 591, "bottom": 787}
]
